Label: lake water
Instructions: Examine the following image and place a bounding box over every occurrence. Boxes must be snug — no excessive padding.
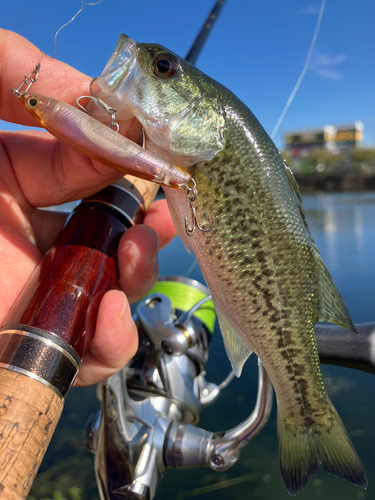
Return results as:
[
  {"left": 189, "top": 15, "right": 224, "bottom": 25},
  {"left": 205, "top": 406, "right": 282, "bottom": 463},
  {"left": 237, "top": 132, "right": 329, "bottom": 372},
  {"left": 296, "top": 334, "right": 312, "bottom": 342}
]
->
[{"left": 29, "top": 192, "right": 375, "bottom": 500}]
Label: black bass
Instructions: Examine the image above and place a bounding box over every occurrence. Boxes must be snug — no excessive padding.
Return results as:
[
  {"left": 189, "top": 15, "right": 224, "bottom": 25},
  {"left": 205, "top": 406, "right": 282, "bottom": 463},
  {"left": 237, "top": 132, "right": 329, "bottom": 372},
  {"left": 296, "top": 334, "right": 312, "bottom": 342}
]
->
[{"left": 91, "top": 34, "right": 367, "bottom": 495}]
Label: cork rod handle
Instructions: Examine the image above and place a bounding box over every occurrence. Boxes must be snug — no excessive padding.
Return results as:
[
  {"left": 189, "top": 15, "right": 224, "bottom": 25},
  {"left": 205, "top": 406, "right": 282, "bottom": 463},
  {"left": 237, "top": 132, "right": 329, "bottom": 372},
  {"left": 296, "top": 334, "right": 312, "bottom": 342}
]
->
[{"left": 0, "top": 370, "right": 63, "bottom": 500}]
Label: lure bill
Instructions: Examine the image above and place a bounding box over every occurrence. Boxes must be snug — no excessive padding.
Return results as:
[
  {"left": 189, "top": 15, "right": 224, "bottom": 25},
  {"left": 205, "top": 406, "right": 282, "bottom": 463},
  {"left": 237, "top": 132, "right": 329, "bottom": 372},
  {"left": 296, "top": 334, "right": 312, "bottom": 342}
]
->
[
  {"left": 19, "top": 93, "right": 191, "bottom": 189},
  {"left": 87, "top": 34, "right": 367, "bottom": 495}
]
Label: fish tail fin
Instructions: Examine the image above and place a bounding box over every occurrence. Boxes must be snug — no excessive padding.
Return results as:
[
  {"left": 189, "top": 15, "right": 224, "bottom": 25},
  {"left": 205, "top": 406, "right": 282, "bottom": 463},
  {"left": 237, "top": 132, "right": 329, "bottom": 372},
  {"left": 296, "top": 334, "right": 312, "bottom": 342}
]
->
[{"left": 277, "top": 406, "right": 367, "bottom": 495}]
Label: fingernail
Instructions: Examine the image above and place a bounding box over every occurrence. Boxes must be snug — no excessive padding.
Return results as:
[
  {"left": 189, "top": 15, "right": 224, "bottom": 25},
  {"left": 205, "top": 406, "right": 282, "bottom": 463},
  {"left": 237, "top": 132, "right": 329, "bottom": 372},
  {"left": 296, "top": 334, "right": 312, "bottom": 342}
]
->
[{"left": 117, "top": 290, "right": 127, "bottom": 319}]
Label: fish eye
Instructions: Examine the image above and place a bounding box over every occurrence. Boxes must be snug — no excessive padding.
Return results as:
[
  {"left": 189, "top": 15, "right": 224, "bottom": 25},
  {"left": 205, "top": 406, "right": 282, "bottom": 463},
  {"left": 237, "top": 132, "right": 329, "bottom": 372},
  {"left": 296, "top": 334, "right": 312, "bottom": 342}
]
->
[
  {"left": 152, "top": 54, "right": 178, "bottom": 79},
  {"left": 28, "top": 97, "right": 38, "bottom": 108}
]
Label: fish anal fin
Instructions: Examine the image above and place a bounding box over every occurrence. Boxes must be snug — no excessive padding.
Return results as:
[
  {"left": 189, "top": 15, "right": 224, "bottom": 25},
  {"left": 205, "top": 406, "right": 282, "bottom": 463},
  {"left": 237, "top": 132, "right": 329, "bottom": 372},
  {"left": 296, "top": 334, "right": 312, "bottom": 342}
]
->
[
  {"left": 314, "top": 248, "right": 357, "bottom": 333},
  {"left": 278, "top": 405, "right": 367, "bottom": 495},
  {"left": 216, "top": 307, "right": 252, "bottom": 377}
]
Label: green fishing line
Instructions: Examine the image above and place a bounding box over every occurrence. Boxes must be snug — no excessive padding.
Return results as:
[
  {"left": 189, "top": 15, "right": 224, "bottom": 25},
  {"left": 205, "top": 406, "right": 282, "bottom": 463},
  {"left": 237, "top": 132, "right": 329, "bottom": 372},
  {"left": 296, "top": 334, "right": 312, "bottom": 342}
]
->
[{"left": 149, "top": 281, "right": 216, "bottom": 334}]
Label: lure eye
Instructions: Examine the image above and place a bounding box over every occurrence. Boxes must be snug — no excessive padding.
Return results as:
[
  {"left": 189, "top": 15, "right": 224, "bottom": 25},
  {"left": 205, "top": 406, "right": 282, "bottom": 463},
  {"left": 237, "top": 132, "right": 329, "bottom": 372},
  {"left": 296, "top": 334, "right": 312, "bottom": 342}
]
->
[
  {"left": 152, "top": 54, "right": 178, "bottom": 79},
  {"left": 28, "top": 97, "right": 38, "bottom": 108}
]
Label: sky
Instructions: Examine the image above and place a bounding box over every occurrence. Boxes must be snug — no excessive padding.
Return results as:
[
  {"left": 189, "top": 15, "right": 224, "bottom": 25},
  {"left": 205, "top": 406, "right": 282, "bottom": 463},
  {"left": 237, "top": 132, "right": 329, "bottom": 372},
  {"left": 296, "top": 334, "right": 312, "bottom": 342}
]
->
[{"left": 1, "top": 0, "right": 374, "bottom": 149}]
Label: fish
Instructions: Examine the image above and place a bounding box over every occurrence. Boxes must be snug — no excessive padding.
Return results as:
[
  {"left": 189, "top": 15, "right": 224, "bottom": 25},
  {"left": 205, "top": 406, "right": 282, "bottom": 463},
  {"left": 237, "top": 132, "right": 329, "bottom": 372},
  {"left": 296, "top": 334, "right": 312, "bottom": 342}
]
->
[
  {"left": 38, "top": 33, "right": 369, "bottom": 495},
  {"left": 19, "top": 93, "right": 191, "bottom": 189}
]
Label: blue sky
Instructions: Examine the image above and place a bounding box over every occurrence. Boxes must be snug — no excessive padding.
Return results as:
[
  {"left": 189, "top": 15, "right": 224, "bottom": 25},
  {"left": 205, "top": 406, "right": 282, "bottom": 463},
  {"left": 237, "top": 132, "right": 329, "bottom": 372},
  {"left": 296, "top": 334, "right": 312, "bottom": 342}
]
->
[{"left": 2, "top": 0, "right": 374, "bottom": 149}]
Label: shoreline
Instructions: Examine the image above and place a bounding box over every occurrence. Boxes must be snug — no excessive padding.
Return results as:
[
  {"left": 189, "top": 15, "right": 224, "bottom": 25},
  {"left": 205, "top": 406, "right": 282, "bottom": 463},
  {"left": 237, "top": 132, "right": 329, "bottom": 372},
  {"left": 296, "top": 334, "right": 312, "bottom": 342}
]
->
[{"left": 294, "top": 173, "right": 375, "bottom": 192}]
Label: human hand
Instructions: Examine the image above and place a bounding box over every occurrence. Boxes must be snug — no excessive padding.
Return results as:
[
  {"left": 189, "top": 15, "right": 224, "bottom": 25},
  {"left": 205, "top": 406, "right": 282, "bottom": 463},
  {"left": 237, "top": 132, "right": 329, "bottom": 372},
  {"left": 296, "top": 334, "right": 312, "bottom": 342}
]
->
[{"left": 0, "top": 29, "right": 177, "bottom": 386}]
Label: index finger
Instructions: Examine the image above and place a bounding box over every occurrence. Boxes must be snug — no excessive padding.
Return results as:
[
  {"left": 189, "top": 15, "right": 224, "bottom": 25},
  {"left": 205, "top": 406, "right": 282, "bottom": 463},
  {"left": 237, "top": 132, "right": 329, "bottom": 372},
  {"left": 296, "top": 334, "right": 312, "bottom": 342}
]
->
[
  {"left": 0, "top": 29, "right": 90, "bottom": 126},
  {"left": 0, "top": 29, "right": 143, "bottom": 207}
]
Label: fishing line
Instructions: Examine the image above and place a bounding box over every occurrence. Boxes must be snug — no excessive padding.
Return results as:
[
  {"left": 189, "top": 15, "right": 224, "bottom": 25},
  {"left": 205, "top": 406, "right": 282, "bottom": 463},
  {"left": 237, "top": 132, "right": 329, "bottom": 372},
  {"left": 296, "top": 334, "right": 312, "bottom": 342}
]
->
[
  {"left": 13, "top": 0, "right": 105, "bottom": 95},
  {"left": 184, "top": 259, "right": 199, "bottom": 278},
  {"left": 270, "top": 0, "right": 326, "bottom": 140},
  {"left": 149, "top": 280, "right": 216, "bottom": 333},
  {"left": 54, "top": 0, "right": 104, "bottom": 59}
]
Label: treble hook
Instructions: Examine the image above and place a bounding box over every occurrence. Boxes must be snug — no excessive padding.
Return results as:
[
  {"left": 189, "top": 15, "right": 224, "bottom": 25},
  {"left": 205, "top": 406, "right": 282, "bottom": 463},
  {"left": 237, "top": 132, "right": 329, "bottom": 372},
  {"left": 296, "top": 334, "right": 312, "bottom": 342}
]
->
[
  {"left": 184, "top": 179, "right": 215, "bottom": 236},
  {"left": 76, "top": 77, "right": 119, "bottom": 132}
]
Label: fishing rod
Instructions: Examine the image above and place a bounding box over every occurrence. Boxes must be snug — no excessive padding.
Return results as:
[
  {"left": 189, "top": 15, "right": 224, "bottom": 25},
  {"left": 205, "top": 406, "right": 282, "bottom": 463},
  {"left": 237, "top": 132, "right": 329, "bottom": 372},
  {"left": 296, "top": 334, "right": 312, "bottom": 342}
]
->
[
  {"left": 0, "top": 2, "right": 373, "bottom": 499},
  {"left": 316, "top": 323, "right": 375, "bottom": 375},
  {"left": 185, "top": 0, "right": 226, "bottom": 65}
]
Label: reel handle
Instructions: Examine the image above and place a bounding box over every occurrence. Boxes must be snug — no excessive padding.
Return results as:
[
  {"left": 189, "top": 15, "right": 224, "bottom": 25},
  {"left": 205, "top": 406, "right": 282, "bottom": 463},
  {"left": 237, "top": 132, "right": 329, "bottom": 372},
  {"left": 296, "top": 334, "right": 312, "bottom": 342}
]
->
[{"left": 0, "top": 176, "right": 158, "bottom": 499}]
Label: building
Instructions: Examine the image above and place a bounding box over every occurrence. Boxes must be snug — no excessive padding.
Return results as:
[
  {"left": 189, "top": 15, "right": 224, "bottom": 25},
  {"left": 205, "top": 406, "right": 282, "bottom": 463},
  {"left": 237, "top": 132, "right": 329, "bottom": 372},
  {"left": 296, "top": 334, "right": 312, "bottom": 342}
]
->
[{"left": 284, "top": 121, "right": 364, "bottom": 159}]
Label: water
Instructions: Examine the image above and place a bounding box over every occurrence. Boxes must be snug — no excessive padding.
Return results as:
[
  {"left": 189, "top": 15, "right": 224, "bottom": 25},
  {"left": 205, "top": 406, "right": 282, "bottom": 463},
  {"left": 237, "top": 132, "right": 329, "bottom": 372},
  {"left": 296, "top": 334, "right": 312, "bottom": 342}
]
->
[{"left": 29, "top": 192, "right": 375, "bottom": 500}]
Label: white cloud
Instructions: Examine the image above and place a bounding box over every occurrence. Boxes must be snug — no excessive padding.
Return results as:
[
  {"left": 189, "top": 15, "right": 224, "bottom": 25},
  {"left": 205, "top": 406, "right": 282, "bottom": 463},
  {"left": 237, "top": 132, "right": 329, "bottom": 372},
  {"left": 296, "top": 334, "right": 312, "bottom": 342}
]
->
[
  {"left": 300, "top": 5, "right": 319, "bottom": 15},
  {"left": 314, "top": 53, "right": 346, "bottom": 66},
  {"left": 313, "top": 68, "right": 342, "bottom": 80},
  {"left": 310, "top": 52, "right": 347, "bottom": 80}
]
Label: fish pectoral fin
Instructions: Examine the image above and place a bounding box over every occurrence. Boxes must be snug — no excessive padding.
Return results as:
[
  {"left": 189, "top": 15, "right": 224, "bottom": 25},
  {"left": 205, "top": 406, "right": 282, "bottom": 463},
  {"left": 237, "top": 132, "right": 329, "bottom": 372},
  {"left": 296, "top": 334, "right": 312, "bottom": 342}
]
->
[
  {"left": 314, "top": 248, "right": 357, "bottom": 333},
  {"left": 216, "top": 307, "right": 252, "bottom": 377}
]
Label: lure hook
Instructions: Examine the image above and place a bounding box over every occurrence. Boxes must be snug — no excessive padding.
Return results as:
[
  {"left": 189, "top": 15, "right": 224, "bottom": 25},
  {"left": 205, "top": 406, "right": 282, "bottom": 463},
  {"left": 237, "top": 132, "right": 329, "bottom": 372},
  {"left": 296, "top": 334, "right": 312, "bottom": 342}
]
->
[
  {"left": 76, "top": 77, "right": 119, "bottom": 132},
  {"left": 184, "top": 179, "right": 215, "bottom": 236}
]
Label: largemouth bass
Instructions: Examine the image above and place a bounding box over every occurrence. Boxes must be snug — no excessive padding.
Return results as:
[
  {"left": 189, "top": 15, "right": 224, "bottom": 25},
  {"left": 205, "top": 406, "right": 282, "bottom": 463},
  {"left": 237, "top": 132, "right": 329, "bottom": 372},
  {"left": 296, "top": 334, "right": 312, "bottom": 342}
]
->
[{"left": 90, "top": 35, "right": 367, "bottom": 494}]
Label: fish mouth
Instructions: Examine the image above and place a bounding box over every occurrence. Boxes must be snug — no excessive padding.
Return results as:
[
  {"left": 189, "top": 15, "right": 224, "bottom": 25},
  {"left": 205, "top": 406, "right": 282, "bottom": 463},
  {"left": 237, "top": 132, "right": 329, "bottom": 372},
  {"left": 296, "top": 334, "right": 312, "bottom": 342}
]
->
[
  {"left": 98, "top": 34, "right": 139, "bottom": 94},
  {"left": 87, "top": 34, "right": 140, "bottom": 123},
  {"left": 87, "top": 35, "right": 210, "bottom": 167}
]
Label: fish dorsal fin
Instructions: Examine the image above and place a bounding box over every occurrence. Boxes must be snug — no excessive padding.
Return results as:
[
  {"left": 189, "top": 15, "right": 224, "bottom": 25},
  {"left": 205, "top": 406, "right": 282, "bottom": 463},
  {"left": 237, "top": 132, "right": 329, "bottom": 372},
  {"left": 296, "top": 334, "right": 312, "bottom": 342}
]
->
[
  {"left": 216, "top": 307, "right": 252, "bottom": 377},
  {"left": 313, "top": 247, "right": 357, "bottom": 333},
  {"left": 281, "top": 151, "right": 356, "bottom": 334},
  {"left": 280, "top": 152, "right": 303, "bottom": 205},
  {"left": 280, "top": 153, "right": 313, "bottom": 236}
]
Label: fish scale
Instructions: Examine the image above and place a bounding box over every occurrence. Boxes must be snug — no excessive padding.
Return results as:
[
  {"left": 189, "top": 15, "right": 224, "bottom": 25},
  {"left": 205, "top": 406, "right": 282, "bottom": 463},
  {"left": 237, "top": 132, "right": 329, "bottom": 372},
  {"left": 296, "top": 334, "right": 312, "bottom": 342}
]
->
[
  {"left": 185, "top": 162, "right": 344, "bottom": 483},
  {"left": 191, "top": 142, "right": 323, "bottom": 404},
  {"left": 78, "top": 34, "right": 367, "bottom": 495}
]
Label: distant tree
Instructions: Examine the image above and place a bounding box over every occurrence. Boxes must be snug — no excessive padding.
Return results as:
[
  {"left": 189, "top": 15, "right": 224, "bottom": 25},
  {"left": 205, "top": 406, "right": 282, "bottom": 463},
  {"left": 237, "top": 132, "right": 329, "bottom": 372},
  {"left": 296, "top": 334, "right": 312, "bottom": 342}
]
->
[
  {"left": 284, "top": 148, "right": 349, "bottom": 173},
  {"left": 306, "top": 149, "right": 345, "bottom": 168},
  {"left": 351, "top": 148, "right": 375, "bottom": 164}
]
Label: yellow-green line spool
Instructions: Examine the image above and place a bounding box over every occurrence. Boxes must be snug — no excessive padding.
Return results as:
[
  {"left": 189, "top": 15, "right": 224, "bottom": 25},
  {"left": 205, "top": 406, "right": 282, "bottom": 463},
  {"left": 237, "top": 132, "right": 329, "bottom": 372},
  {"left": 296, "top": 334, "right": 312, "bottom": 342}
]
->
[{"left": 148, "top": 276, "right": 216, "bottom": 334}]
